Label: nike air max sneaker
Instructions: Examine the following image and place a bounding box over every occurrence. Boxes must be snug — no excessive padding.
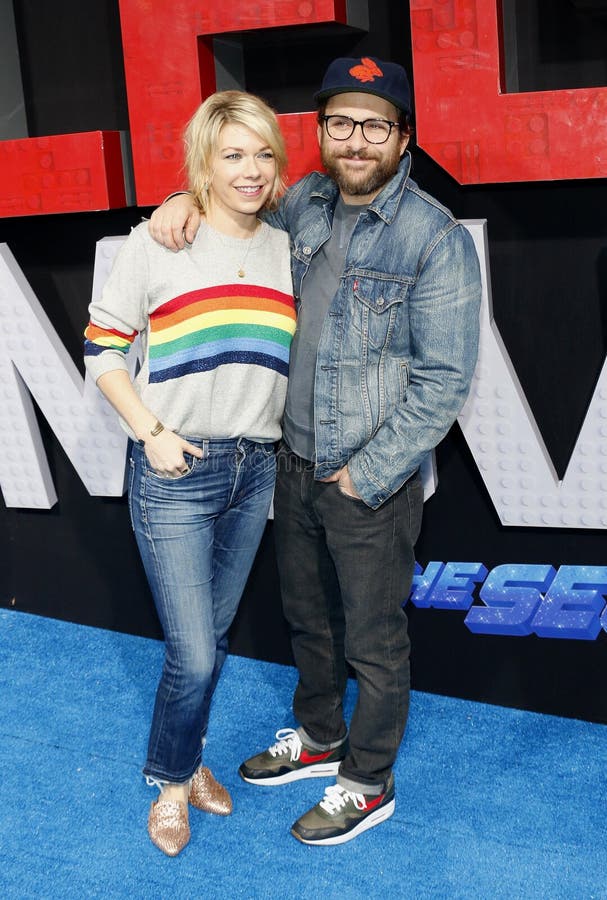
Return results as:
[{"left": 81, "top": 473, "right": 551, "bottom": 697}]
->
[
  {"left": 290, "top": 775, "right": 395, "bottom": 845},
  {"left": 238, "top": 727, "right": 346, "bottom": 785}
]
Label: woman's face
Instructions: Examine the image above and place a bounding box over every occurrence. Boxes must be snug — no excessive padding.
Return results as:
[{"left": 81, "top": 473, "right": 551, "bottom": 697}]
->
[{"left": 207, "top": 122, "right": 277, "bottom": 223}]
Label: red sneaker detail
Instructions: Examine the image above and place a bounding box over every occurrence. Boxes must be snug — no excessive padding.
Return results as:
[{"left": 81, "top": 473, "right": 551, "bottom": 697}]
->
[
  {"left": 299, "top": 749, "right": 335, "bottom": 765},
  {"left": 363, "top": 792, "right": 386, "bottom": 811}
]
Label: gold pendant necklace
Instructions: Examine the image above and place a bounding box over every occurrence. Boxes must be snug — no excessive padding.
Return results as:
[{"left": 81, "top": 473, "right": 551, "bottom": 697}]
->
[
  {"left": 236, "top": 223, "right": 262, "bottom": 278},
  {"left": 207, "top": 220, "right": 263, "bottom": 279}
]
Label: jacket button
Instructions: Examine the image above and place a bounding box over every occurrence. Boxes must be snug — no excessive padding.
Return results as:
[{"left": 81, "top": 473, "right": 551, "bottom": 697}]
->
[
  {"left": 377, "top": 297, "right": 384, "bottom": 307},
  {"left": 303, "top": 245, "right": 312, "bottom": 255}
]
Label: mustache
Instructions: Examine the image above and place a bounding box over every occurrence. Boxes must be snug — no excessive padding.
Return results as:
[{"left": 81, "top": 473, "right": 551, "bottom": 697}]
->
[{"left": 337, "top": 150, "right": 376, "bottom": 160}]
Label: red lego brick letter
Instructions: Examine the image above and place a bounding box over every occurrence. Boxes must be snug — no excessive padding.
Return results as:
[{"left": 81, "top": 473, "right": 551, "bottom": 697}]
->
[
  {"left": 0, "top": 132, "right": 126, "bottom": 219},
  {"left": 410, "top": 0, "right": 607, "bottom": 183},
  {"left": 118, "top": 0, "right": 352, "bottom": 205}
]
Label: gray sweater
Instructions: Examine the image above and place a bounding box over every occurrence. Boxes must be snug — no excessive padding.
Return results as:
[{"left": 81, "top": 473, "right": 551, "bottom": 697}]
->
[{"left": 84, "top": 221, "right": 295, "bottom": 442}]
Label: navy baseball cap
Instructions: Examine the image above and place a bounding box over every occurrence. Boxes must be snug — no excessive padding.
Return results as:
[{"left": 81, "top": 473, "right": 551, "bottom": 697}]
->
[{"left": 314, "top": 56, "right": 411, "bottom": 115}]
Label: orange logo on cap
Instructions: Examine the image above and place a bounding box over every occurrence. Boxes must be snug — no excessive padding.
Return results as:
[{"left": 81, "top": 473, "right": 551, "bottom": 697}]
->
[{"left": 349, "top": 57, "right": 383, "bottom": 83}]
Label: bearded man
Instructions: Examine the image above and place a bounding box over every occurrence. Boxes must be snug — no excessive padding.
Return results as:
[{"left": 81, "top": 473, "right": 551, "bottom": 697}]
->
[{"left": 149, "top": 56, "right": 481, "bottom": 845}]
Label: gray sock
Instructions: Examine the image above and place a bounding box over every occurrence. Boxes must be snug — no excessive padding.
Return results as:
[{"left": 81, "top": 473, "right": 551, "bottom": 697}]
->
[{"left": 297, "top": 725, "right": 346, "bottom": 752}]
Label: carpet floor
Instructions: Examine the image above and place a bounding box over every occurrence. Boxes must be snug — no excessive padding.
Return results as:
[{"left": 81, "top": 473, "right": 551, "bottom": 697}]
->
[{"left": 0, "top": 609, "right": 605, "bottom": 899}]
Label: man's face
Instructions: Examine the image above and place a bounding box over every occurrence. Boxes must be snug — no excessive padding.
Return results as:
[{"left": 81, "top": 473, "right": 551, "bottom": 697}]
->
[{"left": 317, "top": 92, "right": 409, "bottom": 204}]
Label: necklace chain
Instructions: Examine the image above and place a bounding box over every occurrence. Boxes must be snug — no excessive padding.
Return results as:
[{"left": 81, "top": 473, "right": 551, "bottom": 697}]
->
[{"left": 206, "top": 220, "right": 263, "bottom": 279}]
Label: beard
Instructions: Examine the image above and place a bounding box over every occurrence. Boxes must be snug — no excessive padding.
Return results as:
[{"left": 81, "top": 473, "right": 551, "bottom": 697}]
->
[{"left": 321, "top": 142, "right": 402, "bottom": 198}]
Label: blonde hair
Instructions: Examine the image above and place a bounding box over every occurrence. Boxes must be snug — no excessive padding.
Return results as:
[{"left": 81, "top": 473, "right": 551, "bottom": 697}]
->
[{"left": 184, "top": 90, "right": 288, "bottom": 213}]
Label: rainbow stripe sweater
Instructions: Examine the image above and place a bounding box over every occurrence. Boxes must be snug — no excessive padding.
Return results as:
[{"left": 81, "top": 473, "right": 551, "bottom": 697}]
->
[{"left": 84, "top": 221, "right": 296, "bottom": 442}]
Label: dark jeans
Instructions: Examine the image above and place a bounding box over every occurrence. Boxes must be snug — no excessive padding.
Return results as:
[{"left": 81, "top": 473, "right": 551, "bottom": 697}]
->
[{"left": 273, "top": 445, "right": 423, "bottom": 790}]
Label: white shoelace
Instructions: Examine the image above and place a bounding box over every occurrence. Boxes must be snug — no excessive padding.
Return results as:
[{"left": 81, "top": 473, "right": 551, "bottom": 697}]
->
[
  {"left": 319, "top": 784, "right": 366, "bottom": 814},
  {"left": 268, "top": 727, "right": 303, "bottom": 761}
]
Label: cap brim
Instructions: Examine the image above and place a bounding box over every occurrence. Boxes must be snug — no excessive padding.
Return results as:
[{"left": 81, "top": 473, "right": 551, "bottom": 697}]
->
[{"left": 313, "top": 85, "right": 410, "bottom": 114}]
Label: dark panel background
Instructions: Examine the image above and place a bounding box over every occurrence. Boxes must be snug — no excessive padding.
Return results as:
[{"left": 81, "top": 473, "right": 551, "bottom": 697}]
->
[{"left": 1, "top": 0, "right": 606, "bottom": 723}]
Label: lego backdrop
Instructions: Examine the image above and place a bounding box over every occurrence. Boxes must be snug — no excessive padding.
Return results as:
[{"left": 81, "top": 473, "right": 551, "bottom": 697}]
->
[{"left": 1, "top": 0, "right": 606, "bottom": 722}]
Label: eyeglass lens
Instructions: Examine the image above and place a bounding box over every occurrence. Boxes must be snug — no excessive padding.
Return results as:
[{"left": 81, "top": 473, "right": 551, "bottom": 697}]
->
[{"left": 324, "top": 116, "right": 393, "bottom": 144}]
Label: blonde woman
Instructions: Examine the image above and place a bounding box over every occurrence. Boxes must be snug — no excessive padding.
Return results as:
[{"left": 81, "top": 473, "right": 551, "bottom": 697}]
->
[{"left": 84, "top": 92, "right": 295, "bottom": 856}]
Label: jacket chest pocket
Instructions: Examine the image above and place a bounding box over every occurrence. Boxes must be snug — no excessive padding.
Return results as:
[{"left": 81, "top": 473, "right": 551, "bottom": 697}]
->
[{"left": 349, "top": 276, "right": 409, "bottom": 350}]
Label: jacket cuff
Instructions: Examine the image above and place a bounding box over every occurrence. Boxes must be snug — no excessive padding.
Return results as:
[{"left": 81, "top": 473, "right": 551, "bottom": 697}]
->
[{"left": 347, "top": 453, "right": 392, "bottom": 510}]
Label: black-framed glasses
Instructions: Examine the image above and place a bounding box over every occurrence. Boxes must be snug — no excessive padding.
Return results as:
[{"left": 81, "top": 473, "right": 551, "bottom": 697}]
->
[{"left": 321, "top": 114, "right": 399, "bottom": 144}]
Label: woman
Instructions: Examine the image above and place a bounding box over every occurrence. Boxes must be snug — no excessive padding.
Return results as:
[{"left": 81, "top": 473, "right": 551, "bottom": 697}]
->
[{"left": 84, "top": 91, "right": 295, "bottom": 856}]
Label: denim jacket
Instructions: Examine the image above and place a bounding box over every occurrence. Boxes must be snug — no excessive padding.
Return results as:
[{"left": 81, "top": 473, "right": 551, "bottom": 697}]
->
[{"left": 267, "top": 153, "right": 481, "bottom": 509}]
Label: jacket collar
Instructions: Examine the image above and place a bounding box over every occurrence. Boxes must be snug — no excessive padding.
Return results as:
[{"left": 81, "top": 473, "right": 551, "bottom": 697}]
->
[{"left": 309, "top": 151, "right": 412, "bottom": 224}]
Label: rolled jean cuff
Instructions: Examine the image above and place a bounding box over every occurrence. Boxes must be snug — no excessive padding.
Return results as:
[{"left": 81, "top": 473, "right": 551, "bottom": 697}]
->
[
  {"left": 145, "top": 773, "right": 194, "bottom": 791},
  {"left": 298, "top": 726, "right": 347, "bottom": 752}
]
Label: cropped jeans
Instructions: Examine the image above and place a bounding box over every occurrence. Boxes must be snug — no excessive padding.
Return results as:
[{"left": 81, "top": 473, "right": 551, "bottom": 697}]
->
[
  {"left": 273, "top": 445, "right": 423, "bottom": 791},
  {"left": 128, "top": 437, "right": 276, "bottom": 784}
]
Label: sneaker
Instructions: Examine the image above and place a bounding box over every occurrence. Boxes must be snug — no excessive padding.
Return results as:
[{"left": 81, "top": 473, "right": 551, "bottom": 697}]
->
[
  {"left": 238, "top": 727, "right": 346, "bottom": 785},
  {"left": 290, "top": 775, "right": 395, "bottom": 845}
]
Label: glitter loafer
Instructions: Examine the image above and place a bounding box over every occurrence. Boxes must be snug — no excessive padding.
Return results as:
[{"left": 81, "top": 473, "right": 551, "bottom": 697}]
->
[
  {"left": 189, "top": 766, "right": 233, "bottom": 815},
  {"left": 148, "top": 799, "right": 190, "bottom": 856}
]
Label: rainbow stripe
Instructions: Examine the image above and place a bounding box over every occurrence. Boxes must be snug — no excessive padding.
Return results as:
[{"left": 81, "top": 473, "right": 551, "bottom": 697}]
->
[
  {"left": 86, "top": 283, "right": 296, "bottom": 381},
  {"left": 148, "top": 284, "right": 295, "bottom": 383},
  {"left": 84, "top": 323, "right": 137, "bottom": 357}
]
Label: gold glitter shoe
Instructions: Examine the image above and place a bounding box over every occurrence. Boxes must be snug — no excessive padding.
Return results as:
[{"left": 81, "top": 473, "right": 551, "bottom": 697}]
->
[
  {"left": 189, "top": 766, "right": 233, "bottom": 815},
  {"left": 147, "top": 798, "right": 190, "bottom": 856}
]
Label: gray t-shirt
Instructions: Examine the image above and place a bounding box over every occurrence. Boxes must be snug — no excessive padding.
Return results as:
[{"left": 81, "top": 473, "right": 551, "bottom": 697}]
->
[{"left": 283, "top": 198, "right": 365, "bottom": 460}]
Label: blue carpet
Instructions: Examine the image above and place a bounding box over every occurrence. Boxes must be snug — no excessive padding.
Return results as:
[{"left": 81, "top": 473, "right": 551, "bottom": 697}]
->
[{"left": 0, "top": 609, "right": 605, "bottom": 899}]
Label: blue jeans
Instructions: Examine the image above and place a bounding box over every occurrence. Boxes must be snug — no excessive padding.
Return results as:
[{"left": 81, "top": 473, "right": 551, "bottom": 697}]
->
[
  {"left": 128, "top": 437, "right": 276, "bottom": 784},
  {"left": 273, "top": 445, "right": 423, "bottom": 790}
]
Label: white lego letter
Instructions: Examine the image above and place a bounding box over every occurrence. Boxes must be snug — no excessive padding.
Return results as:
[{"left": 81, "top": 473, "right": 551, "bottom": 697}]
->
[{"left": 0, "top": 238, "right": 133, "bottom": 508}]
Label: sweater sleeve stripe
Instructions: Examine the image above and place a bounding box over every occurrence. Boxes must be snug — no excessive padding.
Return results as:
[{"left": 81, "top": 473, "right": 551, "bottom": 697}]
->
[{"left": 84, "top": 322, "right": 137, "bottom": 356}]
